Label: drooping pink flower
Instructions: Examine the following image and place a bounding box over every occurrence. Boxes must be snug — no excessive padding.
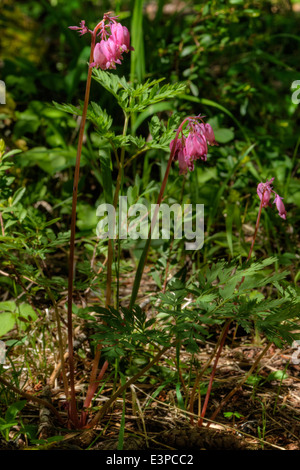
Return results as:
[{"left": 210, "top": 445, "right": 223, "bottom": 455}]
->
[
  {"left": 92, "top": 37, "right": 122, "bottom": 70},
  {"left": 178, "top": 146, "right": 189, "bottom": 174},
  {"left": 92, "top": 41, "right": 108, "bottom": 70},
  {"left": 170, "top": 137, "right": 184, "bottom": 159},
  {"left": 203, "top": 123, "right": 218, "bottom": 146},
  {"left": 256, "top": 177, "right": 287, "bottom": 220},
  {"left": 274, "top": 193, "right": 287, "bottom": 220},
  {"left": 170, "top": 137, "right": 187, "bottom": 174},
  {"left": 185, "top": 132, "right": 208, "bottom": 162},
  {"left": 170, "top": 116, "right": 217, "bottom": 175},
  {"left": 111, "top": 23, "right": 133, "bottom": 53},
  {"left": 70, "top": 16, "right": 133, "bottom": 70},
  {"left": 257, "top": 177, "right": 274, "bottom": 208},
  {"left": 197, "top": 122, "right": 218, "bottom": 146}
]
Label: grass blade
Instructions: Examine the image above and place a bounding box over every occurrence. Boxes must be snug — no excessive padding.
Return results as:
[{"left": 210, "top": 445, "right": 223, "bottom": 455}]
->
[{"left": 130, "top": 0, "right": 145, "bottom": 83}]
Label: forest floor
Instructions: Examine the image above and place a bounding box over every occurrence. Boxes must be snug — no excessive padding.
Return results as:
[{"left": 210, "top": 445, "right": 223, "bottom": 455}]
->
[{"left": 1, "top": 329, "right": 300, "bottom": 451}]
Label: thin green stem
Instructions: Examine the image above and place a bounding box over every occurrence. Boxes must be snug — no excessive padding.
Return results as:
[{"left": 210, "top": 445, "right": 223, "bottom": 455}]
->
[
  {"left": 106, "top": 113, "right": 129, "bottom": 307},
  {"left": 124, "top": 146, "right": 148, "bottom": 168},
  {"left": 82, "top": 114, "right": 130, "bottom": 428},
  {"left": 129, "top": 116, "right": 193, "bottom": 310},
  {"left": 34, "top": 257, "right": 69, "bottom": 401}
]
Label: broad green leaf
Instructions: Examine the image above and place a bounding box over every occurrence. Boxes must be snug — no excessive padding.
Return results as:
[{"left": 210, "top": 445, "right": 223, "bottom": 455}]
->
[
  {"left": 214, "top": 128, "right": 235, "bottom": 143},
  {"left": 0, "top": 312, "right": 16, "bottom": 337}
]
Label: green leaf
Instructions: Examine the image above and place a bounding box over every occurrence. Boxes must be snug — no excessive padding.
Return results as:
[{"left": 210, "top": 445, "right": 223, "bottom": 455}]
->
[
  {"left": 11, "top": 187, "right": 26, "bottom": 206},
  {"left": 52, "top": 101, "right": 82, "bottom": 116},
  {"left": 87, "top": 102, "right": 113, "bottom": 133},
  {"left": 0, "top": 312, "right": 15, "bottom": 337},
  {"left": 246, "top": 374, "right": 262, "bottom": 386},
  {"left": 219, "top": 280, "right": 237, "bottom": 300},
  {"left": 5, "top": 400, "right": 27, "bottom": 422},
  {"left": 16, "top": 303, "right": 38, "bottom": 330},
  {"left": 0, "top": 301, "right": 17, "bottom": 337},
  {"left": 19, "top": 147, "right": 77, "bottom": 174},
  {"left": 0, "top": 301, "right": 17, "bottom": 312},
  {"left": 0, "top": 421, "right": 17, "bottom": 431},
  {"left": 214, "top": 128, "right": 235, "bottom": 143},
  {"left": 0, "top": 301, "right": 38, "bottom": 336},
  {"left": 266, "top": 371, "right": 289, "bottom": 382},
  {"left": 175, "top": 383, "right": 185, "bottom": 410}
]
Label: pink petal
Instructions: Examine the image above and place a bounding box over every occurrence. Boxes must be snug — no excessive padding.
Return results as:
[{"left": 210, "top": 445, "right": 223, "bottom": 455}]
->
[{"left": 274, "top": 194, "right": 287, "bottom": 220}]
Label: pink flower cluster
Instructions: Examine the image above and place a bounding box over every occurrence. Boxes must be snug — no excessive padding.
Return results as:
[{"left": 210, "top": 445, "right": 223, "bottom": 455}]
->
[
  {"left": 69, "top": 15, "right": 133, "bottom": 70},
  {"left": 170, "top": 117, "right": 218, "bottom": 175},
  {"left": 257, "top": 177, "right": 287, "bottom": 219},
  {"left": 92, "top": 22, "right": 132, "bottom": 70}
]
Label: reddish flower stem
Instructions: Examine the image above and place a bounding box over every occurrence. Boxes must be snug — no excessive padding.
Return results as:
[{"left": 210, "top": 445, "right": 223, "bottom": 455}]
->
[
  {"left": 198, "top": 320, "right": 231, "bottom": 426},
  {"left": 197, "top": 191, "right": 266, "bottom": 427},
  {"left": 150, "top": 117, "right": 192, "bottom": 227},
  {"left": 239, "top": 189, "right": 265, "bottom": 288},
  {"left": 80, "top": 357, "right": 109, "bottom": 427},
  {"left": 246, "top": 194, "right": 264, "bottom": 263},
  {"left": 66, "top": 17, "right": 135, "bottom": 428},
  {"left": 67, "top": 30, "right": 97, "bottom": 428}
]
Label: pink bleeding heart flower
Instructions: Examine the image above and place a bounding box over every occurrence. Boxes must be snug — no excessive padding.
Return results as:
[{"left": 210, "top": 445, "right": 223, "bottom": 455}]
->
[
  {"left": 185, "top": 132, "right": 208, "bottom": 162},
  {"left": 170, "top": 136, "right": 184, "bottom": 159},
  {"left": 257, "top": 177, "right": 274, "bottom": 208},
  {"left": 178, "top": 146, "right": 189, "bottom": 174},
  {"left": 203, "top": 123, "right": 218, "bottom": 146},
  {"left": 170, "top": 137, "right": 187, "bottom": 175},
  {"left": 274, "top": 193, "right": 287, "bottom": 220},
  {"left": 92, "top": 37, "right": 122, "bottom": 70},
  {"left": 170, "top": 135, "right": 197, "bottom": 174},
  {"left": 92, "top": 40, "right": 108, "bottom": 69},
  {"left": 170, "top": 116, "right": 217, "bottom": 175},
  {"left": 70, "top": 16, "right": 133, "bottom": 70},
  {"left": 198, "top": 122, "right": 218, "bottom": 146},
  {"left": 111, "top": 23, "right": 133, "bottom": 53},
  {"left": 256, "top": 177, "right": 287, "bottom": 220}
]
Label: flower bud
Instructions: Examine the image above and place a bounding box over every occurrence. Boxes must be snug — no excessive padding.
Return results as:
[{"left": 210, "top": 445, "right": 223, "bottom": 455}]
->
[{"left": 274, "top": 194, "right": 287, "bottom": 220}]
